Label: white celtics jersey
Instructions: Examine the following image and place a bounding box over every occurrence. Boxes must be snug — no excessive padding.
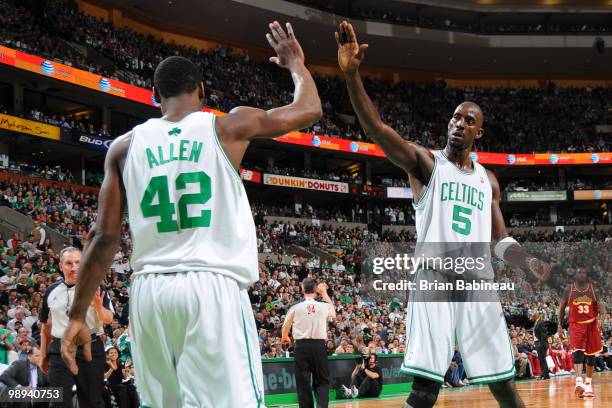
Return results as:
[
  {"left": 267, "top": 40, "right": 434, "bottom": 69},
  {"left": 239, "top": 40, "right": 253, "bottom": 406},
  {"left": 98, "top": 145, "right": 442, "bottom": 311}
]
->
[
  {"left": 414, "top": 150, "right": 492, "bottom": 243},
  {"left": 122, "top": 111, "right": 258, "bottom": 288}
]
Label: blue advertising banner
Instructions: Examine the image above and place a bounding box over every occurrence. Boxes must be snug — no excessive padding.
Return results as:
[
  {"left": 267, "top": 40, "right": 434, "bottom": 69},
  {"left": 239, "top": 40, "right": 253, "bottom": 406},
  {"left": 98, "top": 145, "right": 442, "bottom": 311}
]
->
[{"left": 75, "top": 134, "right": 113, "bottom": 152}]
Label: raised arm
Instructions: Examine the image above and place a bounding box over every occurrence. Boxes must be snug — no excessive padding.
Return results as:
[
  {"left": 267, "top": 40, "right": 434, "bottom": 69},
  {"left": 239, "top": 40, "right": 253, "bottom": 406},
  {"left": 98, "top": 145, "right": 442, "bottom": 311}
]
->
[
  {"left": 216, "top": 22, "right": 322, "bottom": 169},
  {"left": 335, "top": 21, "right": 433, "bottom": 184}
]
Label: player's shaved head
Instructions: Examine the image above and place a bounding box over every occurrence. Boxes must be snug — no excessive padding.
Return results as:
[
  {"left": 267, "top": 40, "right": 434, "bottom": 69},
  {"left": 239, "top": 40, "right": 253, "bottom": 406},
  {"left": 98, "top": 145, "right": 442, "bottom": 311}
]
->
[
  {"left": 447, "top": 100, "right": 485, "bottom": 150},
  {"left": 456, "top": 101, "right": 484, "bottom": 126}
]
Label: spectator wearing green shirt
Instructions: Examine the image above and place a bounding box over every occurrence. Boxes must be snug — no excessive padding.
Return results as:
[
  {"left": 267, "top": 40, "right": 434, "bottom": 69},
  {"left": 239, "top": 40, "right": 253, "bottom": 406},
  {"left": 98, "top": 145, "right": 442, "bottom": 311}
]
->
[{"left": 0, "top": 326, "right": 15, "bottom": 365}]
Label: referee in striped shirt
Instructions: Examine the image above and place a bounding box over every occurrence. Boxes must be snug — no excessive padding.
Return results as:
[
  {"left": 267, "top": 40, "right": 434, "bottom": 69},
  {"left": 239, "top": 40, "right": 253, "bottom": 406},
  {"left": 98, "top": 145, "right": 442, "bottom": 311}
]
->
[
  {"left": 282, "top": 278, "right": 335, "bottom": 408},
  {"left": 39, "top": 247, "right": 113, "bottom": 407}
]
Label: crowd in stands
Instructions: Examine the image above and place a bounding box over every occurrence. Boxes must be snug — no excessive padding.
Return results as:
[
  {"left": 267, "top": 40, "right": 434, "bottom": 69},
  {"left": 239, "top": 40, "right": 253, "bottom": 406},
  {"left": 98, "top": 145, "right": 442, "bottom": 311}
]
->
[
  {"left": 505, "top": 179, "right": 563, "bottom": 192},
  {"left": 253, "top": 202, "right": 416, "bottom": 226},
  {"left": 26, "top": 108, "right": 110, "bottom": 139},
  {"left": 252, "top": 219, "right": 612, "bottom": 387},
  {"left": 2, "top": 161, "right": 76, "bottom": 184},
  {"left": 1, "top": 0, "right": 611, "bottom": 154},
  {"left": 506, "top": 178, "right": 612, "bottom": 192},
  {"left": 567, "top": 178, "right": 612, "bottom": 191},
  {"left": 507, "top": 214, "right": 608, "bottom": 228},
  {"left": 0, "top": 161, "right": 104, "bottom": 188},
  {"left": 0, "top": 173, "right": 609, "bottom": 397},
  {"left": 1, "top": 0, "right": 612, "bottom": 381},
  {"left": 290, "top": 0, "right": 611, "bottom": 35},
  {"left": 0, "top": 0, "right": 113, "bottom": 78}
]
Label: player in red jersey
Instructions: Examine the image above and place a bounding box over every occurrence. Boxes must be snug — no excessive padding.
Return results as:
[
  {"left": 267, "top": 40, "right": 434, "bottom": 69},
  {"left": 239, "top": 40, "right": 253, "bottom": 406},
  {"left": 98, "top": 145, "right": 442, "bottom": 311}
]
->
[{"left": 558, "top": 267, "right": 605, "bottom": 398}]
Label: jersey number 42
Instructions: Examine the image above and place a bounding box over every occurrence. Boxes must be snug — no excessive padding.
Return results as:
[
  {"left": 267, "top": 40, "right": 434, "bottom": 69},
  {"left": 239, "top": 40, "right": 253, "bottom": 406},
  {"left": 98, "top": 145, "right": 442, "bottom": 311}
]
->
[{"left": 140, "top": 171, "right": 211, "bottom": 233}]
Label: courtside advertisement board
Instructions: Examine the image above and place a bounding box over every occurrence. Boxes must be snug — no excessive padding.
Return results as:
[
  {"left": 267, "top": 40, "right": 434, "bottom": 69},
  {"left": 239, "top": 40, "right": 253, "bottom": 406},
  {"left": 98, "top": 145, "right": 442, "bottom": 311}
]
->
[
  {"left": 263, "top": 174, "right": 349, "bottom": 193},
  {"left": 506, "top": 191, "right": 568, "bottom": 201}
]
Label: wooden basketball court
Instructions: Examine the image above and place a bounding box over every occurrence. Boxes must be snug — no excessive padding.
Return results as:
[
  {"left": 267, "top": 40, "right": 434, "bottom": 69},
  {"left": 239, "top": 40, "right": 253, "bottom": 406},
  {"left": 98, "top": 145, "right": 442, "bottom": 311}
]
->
[{"left": 271, "top": 372, "right": 611, "bottom": 407}]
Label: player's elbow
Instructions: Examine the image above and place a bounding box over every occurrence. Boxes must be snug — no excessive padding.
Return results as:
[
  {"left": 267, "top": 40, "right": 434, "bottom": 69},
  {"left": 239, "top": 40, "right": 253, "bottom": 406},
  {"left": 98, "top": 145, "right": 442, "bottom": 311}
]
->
[{"left": 300, "top": 105, "right": 323, "bottom": 128}]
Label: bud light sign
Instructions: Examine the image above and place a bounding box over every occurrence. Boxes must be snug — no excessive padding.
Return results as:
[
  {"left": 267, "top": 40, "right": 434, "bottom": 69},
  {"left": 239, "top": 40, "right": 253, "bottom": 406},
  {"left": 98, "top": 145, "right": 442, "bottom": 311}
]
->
[{"left": 78, "top": 134, "right": 113, "bottom": 152}]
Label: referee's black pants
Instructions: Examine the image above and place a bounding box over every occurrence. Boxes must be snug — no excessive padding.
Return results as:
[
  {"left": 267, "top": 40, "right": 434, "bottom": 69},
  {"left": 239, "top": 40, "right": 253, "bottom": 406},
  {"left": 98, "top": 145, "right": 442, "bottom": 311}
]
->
[
  {"left": 294, "top": 339, "right": 329, "bottom": 408},
  {"left": 536, "top": 341, "right": 549, "bottom": 379},
  {"left": 47, "top": 335, "right": 105, "bottom": 408}
]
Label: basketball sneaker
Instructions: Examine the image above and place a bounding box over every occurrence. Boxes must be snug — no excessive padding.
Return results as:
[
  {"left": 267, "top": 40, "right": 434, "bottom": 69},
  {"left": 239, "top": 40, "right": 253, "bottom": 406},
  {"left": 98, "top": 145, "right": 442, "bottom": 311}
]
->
[
  {"left": 341, "top": 385, "right": 352, "bottom": 399},
  {"left": 575, "top": 377, "right": 585, "bottom": 397},
  {"left": 583, "top": 383, "right": 594, "bottom": 398},
  {"left": 351, "top": 385, "right": 359, "bottom": 398}
]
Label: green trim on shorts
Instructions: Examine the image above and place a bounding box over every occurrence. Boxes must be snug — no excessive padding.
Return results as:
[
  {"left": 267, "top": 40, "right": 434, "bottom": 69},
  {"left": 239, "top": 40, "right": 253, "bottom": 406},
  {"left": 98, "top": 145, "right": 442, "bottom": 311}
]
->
[
  {"left": 400, "top": 364, "right": 445, "bottom": 383},
  {"left": 467, "top": 369, "right": 516, "bottom": 385},
  {"left": 241, "top": 309, "right": 263, "bottom": 408},
  {"left": 467, "top": 366, "right": 515, "bottom": 381}
]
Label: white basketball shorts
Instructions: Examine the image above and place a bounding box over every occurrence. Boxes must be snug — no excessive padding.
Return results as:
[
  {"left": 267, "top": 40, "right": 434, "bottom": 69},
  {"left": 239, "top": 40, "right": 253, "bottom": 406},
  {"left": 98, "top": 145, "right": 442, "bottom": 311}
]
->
[{"left": 129, "top": 271, "right": 266, "bottom": 407}]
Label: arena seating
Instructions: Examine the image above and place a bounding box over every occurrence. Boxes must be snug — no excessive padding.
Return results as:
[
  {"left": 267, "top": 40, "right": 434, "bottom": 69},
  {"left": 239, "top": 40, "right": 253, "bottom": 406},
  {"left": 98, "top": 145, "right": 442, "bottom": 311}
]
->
[
  {"left": 0, "top": 176, "right": 610, "bottom": 368},
  {"left": 1, "top": 0, "right": 610, "bottom": 153}
]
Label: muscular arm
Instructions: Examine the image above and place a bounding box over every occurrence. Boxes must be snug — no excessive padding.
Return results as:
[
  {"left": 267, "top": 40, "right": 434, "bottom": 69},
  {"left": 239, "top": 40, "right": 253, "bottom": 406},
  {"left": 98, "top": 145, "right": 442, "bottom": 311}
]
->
[
  {"left": 218, "top": 64, "right": 321, "bottom": 141},
  {"left": 216, "top": 22, "right": 322, "bottom": 170},
  {"left": 488, "top": 170, "right": 530, "bottom": 270},
  {"left": 487, "top": 169, "right": 550, "bottom": 283},
  {"left": 336, "top": 21, "right": 433, "bottom": 187},
  {"left": 68, "top": 135, "right": 129, "bottom": 321},
  {"left": 344, "top": 74, "right": 433, "bottom": 182}
]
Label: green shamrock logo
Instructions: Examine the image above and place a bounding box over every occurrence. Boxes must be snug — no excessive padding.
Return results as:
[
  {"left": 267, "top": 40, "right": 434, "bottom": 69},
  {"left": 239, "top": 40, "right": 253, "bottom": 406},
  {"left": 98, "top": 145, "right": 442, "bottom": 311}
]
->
[{"left": 168, "top": 127, "right": 182, "bottom": 137}]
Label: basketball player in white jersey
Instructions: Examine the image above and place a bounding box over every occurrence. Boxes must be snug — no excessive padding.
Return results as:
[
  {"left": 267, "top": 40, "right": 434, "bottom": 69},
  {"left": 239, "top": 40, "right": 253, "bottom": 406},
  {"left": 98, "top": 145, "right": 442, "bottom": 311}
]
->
[
  {"left": 335, "top": 21, "right": 550, "bottom": 408},
  {"left": 60, "top": 21, "right": 321, "bottom": 408}
]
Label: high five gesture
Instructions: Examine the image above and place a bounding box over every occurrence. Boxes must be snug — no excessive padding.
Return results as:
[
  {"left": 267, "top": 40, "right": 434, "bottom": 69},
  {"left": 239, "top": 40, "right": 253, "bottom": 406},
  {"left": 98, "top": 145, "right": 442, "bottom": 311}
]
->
[
  {"left": 335, "top": 21, "right": 369, "bottom": 75},
  {"left": 266, "top": 21, "right": 305, "bottom": 70},
  {"left": 334, "top": 21, "right": 434, "bottom": 189}
]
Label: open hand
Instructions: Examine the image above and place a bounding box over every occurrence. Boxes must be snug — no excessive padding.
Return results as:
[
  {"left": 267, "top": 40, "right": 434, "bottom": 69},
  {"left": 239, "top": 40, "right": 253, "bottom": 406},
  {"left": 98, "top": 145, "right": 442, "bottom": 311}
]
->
[
  {"left": 528, "top": 258, "right": 551, "bottom": 282},
  {"left": 61, "top": 318, "right": 92, "bottom": 375},
  {"left": 266, "top": 21, "right": 304, "bottom": 70},
  {"left": 91, "top": 288, "right": 103, "bottom": 309},
  {"left": 335, "top": 21, "right": 369, "bottom": 76}
]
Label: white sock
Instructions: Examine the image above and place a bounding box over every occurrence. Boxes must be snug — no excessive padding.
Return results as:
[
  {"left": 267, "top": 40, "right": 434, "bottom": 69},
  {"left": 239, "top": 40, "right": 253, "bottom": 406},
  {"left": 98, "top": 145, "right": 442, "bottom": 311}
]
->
[
  {"left": 576, "top": 376, "right": 583, "bottom": 383},
  {"left": 585, "top": 377, "right": 591, "bottom": 385}
]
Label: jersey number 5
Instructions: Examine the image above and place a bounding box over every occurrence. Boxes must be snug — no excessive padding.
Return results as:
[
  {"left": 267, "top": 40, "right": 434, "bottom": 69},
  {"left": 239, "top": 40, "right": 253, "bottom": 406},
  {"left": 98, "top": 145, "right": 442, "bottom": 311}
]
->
[
  {"left": 452, "top": 204, "right": 472, "bottom": 236},
  {"left": 140, "top": 171, "right": 211, "bottom": 233}
]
